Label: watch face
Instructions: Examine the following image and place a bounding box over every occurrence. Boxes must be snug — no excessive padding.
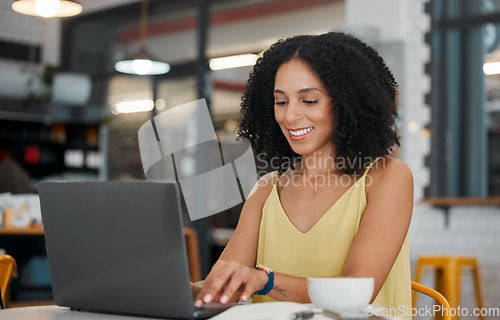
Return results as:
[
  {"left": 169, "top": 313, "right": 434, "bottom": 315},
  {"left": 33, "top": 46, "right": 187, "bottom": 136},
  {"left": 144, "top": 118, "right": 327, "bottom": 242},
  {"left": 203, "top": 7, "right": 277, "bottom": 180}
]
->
[{"left": 256, "top": 264, "right": 273, "bottom": 274}]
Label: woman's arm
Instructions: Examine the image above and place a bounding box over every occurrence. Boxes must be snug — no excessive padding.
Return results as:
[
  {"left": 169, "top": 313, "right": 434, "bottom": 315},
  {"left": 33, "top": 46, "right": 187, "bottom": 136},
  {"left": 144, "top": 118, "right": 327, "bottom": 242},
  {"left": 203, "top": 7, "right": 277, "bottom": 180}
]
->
[
  {"left": 342, "top": 157, "right": 414, "bottom": 301},
  {"left": 244, "top": 158, "right": 413, "bottom": 304},
  {"left": 194, "top": 172, "right": 276, "bottom": 306},
  {"left": 195, "top": 158, "right": 413, "bottom": 305}
]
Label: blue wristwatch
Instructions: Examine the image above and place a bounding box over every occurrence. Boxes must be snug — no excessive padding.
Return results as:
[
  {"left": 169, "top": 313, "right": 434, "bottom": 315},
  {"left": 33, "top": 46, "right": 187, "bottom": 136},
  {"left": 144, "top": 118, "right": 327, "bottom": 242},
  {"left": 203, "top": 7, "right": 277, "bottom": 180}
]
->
[{"left": 254, "top": 265, "right": 274, "bottom": 295}]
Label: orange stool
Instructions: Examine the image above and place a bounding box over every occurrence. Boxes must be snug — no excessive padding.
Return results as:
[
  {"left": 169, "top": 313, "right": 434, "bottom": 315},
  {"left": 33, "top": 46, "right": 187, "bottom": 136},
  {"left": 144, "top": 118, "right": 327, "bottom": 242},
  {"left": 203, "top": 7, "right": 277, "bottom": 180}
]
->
[{"left": 413, "top": 256, "right": 484, "bottom": 320}]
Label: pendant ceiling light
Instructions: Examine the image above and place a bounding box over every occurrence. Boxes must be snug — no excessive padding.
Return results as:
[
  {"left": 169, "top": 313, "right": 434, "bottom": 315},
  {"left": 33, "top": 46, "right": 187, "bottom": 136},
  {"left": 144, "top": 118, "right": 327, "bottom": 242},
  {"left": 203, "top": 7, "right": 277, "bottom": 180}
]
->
[
  {"left": 12, "top": 0, "right": 82, "bottom": 18},
  {"left": 114, "top": 0, "right": 170, "bottom": 76}
]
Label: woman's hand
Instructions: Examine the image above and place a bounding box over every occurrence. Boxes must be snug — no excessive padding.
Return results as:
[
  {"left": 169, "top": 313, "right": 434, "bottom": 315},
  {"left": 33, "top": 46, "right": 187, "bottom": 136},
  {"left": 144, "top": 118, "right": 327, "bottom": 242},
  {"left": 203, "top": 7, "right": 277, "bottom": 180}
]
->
[
  {"left": 194, "top": 260, "right": 268, "bottom": 307},
  {"left": 192, "top": 174, "right": 277, "bottom": 307}
]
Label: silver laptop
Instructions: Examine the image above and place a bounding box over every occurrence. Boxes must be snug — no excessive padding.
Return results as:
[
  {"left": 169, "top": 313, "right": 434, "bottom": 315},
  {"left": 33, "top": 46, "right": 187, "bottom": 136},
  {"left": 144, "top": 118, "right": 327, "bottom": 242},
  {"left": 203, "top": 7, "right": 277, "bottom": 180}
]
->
[{"left": 39, "top": 180, "right": 232, "bottom": 319}]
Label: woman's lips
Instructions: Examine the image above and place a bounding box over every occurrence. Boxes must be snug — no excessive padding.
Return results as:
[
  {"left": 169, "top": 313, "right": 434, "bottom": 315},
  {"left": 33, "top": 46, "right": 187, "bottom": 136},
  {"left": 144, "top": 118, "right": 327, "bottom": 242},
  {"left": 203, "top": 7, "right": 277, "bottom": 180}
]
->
[{"left": 288, "top": 127, "right": 313, "bottom": 141}]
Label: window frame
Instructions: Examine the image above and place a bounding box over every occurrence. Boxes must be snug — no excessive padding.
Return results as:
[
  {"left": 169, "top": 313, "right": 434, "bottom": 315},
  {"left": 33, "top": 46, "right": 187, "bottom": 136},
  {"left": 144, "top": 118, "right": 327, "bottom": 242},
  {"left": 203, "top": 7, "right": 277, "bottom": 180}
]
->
[{"left": 426, "top": 0, "right": 500, "bottom": 197}]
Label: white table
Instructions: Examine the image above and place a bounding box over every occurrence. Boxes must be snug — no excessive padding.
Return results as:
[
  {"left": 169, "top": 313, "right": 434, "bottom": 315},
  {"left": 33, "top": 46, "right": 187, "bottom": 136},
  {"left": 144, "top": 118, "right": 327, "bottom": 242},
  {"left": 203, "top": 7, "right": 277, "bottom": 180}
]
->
[
  {"left": 0, "top": 303, "right": 391, "bottom": 320},
  {"left": 0, "top": 303, "right": 331, "bottom": 320},
  {"left": 0, "top": 306, "right": 168, "bottom": 320}
]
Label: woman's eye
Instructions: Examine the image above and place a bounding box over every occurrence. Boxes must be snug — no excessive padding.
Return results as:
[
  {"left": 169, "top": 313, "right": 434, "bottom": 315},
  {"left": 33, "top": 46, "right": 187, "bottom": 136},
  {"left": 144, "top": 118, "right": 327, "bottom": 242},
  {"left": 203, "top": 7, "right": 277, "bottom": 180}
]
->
[
  {"left": 303, "top": 100, "right": 319, "bottom": 105},
  {"left": 274, "top": 101, "right": 287, "bottom": 105}
]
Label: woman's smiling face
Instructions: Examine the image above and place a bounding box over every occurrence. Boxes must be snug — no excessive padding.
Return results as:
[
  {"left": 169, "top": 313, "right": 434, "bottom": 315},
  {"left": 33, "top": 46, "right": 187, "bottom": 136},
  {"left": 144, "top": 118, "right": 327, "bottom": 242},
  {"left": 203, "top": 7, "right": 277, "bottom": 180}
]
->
[{"left": 273, "top": 59, "right": 334, "bottom": 157}]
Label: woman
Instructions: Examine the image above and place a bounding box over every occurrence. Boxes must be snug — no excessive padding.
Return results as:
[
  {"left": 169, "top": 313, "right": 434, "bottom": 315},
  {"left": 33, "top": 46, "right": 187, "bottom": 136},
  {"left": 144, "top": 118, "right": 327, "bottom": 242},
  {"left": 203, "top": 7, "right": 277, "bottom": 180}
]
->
[{"left": 193, "top": 32, "right": 413, "bottom": 316}]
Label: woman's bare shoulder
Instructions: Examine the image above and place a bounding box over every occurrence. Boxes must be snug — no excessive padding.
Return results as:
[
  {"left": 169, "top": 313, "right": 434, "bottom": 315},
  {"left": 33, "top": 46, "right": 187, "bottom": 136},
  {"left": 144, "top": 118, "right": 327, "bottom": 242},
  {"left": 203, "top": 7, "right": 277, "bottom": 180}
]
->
[
  {"left": 246, "top": 171, "right": 278, "bottom": 202},
  {"left": 367, "top": 156, "right": 412, "bottom": 180},
  {"left": 235, "top": 171, "right": 278, "bottom": 226},
  {"left": 365, "top": 156, "right": 413, "bottom": 199}
]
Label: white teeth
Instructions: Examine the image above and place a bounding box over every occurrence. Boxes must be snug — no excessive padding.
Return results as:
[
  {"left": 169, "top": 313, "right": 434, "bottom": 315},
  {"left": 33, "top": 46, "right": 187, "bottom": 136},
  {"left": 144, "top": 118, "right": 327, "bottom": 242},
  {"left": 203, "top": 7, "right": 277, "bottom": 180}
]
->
[{"left": 290, "top": 127, "right": 312, "bottom": 136}]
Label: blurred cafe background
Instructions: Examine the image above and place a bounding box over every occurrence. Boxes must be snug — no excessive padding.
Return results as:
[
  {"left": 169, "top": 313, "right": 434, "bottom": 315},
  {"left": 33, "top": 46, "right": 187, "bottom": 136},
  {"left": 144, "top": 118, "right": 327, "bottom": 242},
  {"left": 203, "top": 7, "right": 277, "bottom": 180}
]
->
[{"left": 0, "top": 0, "right": 499, "bottom": 318}]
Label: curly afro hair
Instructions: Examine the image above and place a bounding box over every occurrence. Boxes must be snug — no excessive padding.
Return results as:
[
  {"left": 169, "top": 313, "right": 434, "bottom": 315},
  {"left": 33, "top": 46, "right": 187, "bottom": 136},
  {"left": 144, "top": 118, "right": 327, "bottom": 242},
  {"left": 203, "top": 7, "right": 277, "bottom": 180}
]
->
[{"left": 238, "top": 32, "right": 400, "bottom": 175}]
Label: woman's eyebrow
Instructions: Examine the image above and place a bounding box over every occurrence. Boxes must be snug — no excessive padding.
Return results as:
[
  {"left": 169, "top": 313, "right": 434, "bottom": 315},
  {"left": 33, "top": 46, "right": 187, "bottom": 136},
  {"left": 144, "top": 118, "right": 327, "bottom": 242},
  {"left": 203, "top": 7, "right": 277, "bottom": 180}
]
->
[
  {"left": 298, "top": 88, "right": 322, "bottom": 93},
  {"left": 273, "top": 88, "right": 322, "bottom": 94}
]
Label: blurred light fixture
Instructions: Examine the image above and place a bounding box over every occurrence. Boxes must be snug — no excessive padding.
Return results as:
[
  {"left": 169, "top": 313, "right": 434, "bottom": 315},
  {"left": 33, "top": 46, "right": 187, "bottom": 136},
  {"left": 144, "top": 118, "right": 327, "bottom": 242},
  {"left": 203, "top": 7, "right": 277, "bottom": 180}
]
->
[
  {"left": 112, "top": 99, "right": 154, "bottom": 114},
  {"left": 114, "top": 0, "right": 170, "bottom": 75},
  {"left": 155, "top": 99, "right": 166, "bottom": 110},
  {"left": 484, "top": 62, "right": 500, "bottom": 75},
  {"left": 407, "top": 121, "right": 420, "bottom": 133},
  {"left": 209, "top": 54, "right": 259, "bottom": 70},
  {"left": 12, "top": 0, "right": 82, "bottom": 18}
]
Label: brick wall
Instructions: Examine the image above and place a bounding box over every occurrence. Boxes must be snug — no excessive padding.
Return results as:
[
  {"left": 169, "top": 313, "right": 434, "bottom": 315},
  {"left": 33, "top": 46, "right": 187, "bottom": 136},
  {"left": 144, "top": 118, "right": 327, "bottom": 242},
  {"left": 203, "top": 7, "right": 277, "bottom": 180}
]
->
[
  {"left": 0, "top": 0, "right": 43, "bottom": 45},
  {"left": 403, "top": 1, "right": 500, "bottom": 318}
]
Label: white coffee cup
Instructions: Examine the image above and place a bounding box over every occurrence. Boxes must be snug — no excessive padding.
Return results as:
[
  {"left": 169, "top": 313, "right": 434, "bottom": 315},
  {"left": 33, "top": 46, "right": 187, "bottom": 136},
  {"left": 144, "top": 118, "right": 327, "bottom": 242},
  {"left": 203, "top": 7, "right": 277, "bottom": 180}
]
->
[{"left": 307, "top": 277, "right": 374, "bottom": 311}]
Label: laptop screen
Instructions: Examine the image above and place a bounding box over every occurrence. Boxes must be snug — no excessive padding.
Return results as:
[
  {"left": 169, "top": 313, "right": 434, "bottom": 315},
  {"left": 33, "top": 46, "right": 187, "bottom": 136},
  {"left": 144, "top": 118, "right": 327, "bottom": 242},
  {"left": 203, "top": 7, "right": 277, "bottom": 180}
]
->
[{"left": 39, "top": 181, "right": 196, "bottom": 319}]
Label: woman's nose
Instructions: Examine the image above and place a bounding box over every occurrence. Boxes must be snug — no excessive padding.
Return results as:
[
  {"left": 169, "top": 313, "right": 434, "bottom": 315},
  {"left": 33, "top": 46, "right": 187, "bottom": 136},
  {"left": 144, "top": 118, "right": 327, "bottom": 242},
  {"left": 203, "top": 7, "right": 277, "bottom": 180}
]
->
[{"left": 284, "top": 101, "right": 303, "bottom": 123}]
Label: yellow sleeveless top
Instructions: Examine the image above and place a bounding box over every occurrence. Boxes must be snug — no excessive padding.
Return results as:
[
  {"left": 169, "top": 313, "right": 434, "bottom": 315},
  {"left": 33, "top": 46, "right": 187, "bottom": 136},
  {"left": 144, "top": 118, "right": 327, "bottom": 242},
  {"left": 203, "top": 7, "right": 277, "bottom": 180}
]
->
[{"left": 254, "top": 159, "right": 411, "bottom": 320}]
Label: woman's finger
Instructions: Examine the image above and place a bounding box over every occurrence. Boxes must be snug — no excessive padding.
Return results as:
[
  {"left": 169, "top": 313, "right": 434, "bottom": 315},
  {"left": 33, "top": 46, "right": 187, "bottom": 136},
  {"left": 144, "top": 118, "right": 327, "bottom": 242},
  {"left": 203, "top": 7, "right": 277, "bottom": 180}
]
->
[
  {"left": 195, "top": 261, "right": 238, "bottom": 306},
  {"left": 239, "top": 271, "right": 260, "bottom": 302},
  {"left": 218, "top": 268, "right": 248, "bottom": 303},
  {"left": 194, "top": 264, "right": 221, "bottom": 307},
  {"left": 190, "top": 281, "right": 204, "bottom": 301}
]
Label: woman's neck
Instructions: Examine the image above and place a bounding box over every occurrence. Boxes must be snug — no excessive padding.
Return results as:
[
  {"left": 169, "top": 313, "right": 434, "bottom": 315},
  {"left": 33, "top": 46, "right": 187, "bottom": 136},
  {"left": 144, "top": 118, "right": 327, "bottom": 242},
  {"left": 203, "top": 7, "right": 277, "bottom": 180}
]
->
[{"left": 296, "top": 151, "right": 338, "bottom": 177}]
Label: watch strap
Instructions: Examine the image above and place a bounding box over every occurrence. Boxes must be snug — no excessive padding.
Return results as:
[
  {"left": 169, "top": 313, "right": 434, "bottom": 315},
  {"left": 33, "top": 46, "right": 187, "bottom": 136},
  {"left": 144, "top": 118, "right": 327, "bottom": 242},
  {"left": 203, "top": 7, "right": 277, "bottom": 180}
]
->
[{"left": 254, "top": 265, "right": 274, "bottom": 295}]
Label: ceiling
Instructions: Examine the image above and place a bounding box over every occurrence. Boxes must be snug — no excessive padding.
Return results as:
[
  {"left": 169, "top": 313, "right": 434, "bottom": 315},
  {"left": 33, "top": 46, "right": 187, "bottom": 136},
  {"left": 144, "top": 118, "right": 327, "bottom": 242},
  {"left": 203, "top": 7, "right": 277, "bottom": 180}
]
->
[
  {"left": 75, "top": 0, "right": 140, "bottom": 14},
  {"left": 71, "top": 0, "right": 273, "bottom": 24},
  {"left": 0, "top": 0, "right": 344, "bottom": 124}
]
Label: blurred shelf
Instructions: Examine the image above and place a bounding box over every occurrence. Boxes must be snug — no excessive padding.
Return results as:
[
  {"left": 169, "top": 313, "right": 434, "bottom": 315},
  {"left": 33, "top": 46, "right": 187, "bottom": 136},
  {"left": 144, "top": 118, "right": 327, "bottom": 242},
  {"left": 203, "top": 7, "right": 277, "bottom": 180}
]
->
[
  {"left": 7, "top": 300, "right": 55, "bottom": 308},
  {"left": 421, "top": 197, "right": 500, "bottom": 227},
  {"left": 0, "top": 227, "right": 44, "bottom": 236},
  {"left": 421, "top": 197, "right": 500, "bottom": 206}
]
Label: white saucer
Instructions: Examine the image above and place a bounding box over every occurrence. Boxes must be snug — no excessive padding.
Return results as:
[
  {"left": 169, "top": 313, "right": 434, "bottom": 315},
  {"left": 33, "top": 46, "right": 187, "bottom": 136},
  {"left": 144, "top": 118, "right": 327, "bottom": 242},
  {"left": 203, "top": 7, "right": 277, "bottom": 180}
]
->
[
  {"left": 323, "top": 304, "right": 387, "bottom": 318},
  {"left": 364, "top": 304, "right": 387, "bottom": 316}
]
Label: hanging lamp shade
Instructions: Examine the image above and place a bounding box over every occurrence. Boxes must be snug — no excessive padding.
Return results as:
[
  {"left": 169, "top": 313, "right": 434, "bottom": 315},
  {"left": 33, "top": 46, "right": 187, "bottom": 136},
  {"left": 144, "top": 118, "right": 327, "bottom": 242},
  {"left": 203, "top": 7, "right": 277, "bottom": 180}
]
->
[
  {"left": 12, "top": 0, "right": 82, "bottom": 18},
  {"left": 114, "top": 0, "right": 170, "bottom": 76},
  {"left": 115, "top": 47, "right": 170, "bottom": 75}
]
